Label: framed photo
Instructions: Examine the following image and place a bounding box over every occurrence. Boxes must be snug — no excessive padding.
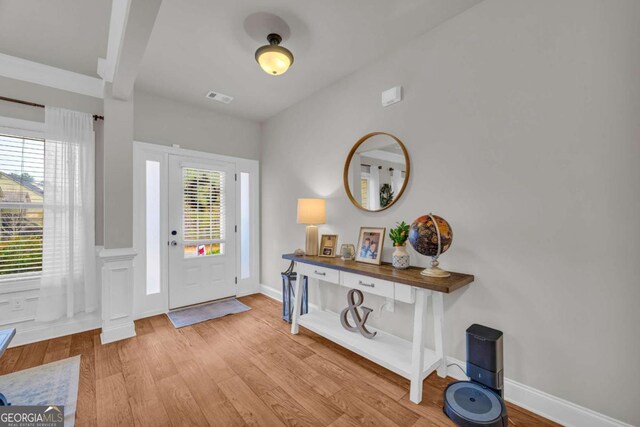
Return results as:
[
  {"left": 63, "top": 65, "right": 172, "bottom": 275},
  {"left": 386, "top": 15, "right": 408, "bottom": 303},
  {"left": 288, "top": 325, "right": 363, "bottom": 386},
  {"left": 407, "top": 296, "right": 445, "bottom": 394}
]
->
[
  {"left": 340, "top": 244, "right": 356, "bottom": 260},
  {"left": 319, "top": 234, "right": 338, "bottom": 257},
  {"left": 356, "top": 227, "right": 386, "bottom": 265}
]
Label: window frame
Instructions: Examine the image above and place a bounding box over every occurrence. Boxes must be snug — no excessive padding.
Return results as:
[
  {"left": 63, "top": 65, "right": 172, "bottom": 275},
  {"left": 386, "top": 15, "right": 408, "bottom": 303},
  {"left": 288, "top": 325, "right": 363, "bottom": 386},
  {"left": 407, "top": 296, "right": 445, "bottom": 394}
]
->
[{"left": 0, "top": 116, "right": 45, "bottom": 290}]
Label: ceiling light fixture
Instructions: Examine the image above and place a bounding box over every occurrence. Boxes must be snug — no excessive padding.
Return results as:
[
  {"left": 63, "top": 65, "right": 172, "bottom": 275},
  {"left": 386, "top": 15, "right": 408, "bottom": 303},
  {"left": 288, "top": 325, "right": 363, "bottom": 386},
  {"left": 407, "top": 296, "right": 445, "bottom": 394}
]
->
[{"left": 255, "top": 33, "right": 294, "bottom": 76}]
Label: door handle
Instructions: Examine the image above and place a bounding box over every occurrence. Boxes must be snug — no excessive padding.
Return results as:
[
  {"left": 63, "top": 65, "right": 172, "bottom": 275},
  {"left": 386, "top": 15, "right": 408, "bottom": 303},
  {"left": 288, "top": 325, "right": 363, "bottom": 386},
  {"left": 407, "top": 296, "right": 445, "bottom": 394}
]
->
[
  {"left": 358, "top": 280, "right": 375, "bottom": 288},
  {"left": 314, "top": 270, "right": 326, "bottom": 276}
]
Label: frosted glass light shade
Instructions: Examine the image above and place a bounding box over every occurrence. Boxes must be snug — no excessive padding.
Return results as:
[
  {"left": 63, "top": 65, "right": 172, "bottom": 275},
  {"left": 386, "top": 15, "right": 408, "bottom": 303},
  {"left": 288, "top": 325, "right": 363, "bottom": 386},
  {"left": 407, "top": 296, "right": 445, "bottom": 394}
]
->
[
  {"left": 297, "top": 198, "right": 326, "bottom": 225},
  {"left": 256, "top": 48, "right": 293, "bottom": 75},
  {"left": 255, "top": 33, "right": 294, "bottom": 76}
]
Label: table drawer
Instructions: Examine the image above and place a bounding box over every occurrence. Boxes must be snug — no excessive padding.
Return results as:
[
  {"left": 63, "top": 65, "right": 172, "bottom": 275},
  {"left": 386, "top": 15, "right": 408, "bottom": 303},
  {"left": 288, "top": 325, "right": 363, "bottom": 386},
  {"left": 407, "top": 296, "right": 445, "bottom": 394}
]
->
[
  {"left": 341, "top": 272, "right": 394, "bottom": 299},
  {"left": 298, "top": 263, "right": 340, "bottom": 283}
]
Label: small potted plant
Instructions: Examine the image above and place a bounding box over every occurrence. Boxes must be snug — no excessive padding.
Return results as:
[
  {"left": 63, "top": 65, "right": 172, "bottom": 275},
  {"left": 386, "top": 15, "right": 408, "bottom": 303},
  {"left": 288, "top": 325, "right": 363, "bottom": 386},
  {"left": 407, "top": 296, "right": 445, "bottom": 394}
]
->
[{"left": 389, "top": 221, "right": 410, "bottom": 269}]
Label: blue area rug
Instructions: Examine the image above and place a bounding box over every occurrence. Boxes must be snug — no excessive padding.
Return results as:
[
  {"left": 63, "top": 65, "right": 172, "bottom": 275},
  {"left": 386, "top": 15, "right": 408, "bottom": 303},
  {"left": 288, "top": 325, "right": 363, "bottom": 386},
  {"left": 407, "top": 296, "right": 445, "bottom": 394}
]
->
[
  {"left": 0, "top": 355, "right": 80, "bottom": 427},
  {"left": 167, "top": 298, "right": 251, "bottom": 328}
]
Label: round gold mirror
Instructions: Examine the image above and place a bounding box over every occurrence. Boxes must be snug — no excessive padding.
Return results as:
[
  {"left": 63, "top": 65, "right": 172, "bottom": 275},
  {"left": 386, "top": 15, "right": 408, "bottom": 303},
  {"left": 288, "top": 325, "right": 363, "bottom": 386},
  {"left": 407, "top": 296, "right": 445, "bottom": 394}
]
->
[{"left": 343, "top": 132, "right": 410, "bottom": 212}]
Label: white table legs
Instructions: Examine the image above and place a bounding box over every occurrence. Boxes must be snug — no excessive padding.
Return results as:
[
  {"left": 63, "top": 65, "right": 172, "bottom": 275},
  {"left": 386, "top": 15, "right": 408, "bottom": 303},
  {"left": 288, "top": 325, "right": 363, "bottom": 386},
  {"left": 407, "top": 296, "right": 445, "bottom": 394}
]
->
[
  {"left": 290, "top": 264, "right": 448, "bottom": 405},
  {"left": 410, "top": 289, "right": 430, "bottom": 403},
  {"left": 410, "top": 289, "right": 447, "bottom": 403},
  {"left": 316, "top": 277, "right": 325, "bottom": 311},
  {"left": 291, "top": 267, "right": 305, "bottom": 335},
  {"left": 432, "top": 291, "right": 447, "bottom": 378}
]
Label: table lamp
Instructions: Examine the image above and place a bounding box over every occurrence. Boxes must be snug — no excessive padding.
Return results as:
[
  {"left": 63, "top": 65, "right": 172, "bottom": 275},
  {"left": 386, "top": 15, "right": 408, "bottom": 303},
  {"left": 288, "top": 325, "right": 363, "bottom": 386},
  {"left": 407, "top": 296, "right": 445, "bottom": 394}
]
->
[{"left": 297, "top": 198, "right": 326, "bottom": 256}]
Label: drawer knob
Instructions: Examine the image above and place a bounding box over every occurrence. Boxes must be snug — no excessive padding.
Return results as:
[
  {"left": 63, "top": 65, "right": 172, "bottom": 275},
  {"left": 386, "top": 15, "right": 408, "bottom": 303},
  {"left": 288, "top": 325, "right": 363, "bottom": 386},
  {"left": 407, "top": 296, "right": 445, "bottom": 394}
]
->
[
  {"left": 314, "top": 270, "right": 326, "bottom": 276},
  {"left": 358, "top": 280, "right": 375, "bottom": 288}
]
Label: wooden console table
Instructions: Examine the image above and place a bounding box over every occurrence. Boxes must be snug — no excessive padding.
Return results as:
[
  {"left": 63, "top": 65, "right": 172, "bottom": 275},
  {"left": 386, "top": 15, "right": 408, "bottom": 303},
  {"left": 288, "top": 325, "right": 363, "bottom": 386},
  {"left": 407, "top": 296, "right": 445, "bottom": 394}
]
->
[{"left": 283, "top": 254, "right": 474, "bottom": 404}]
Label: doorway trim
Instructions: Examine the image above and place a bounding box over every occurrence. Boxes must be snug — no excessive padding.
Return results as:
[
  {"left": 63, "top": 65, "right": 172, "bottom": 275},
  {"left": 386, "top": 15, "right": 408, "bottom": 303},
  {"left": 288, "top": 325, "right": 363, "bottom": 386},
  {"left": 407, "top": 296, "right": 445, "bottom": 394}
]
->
[{"left": 132, "top": 141, "right": 260, "bottom": 319}]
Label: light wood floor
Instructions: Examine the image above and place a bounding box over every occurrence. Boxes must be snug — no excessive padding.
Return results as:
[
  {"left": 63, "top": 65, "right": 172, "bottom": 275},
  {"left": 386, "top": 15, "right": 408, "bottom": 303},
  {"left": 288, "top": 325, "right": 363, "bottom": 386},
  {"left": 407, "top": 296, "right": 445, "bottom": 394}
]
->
[{"left": 0, "top": 294, "right": 558, "bottom": 426}]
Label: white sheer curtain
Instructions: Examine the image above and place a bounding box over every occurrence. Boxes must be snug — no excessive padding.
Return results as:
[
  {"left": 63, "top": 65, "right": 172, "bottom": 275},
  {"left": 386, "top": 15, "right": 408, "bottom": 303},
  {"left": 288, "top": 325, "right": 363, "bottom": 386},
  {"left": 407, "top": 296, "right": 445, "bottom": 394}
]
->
[
  {"left": 36, "top": 107, "right": 96, "bottom": 322},
  {"left": 391, "top": 168, "right": 404, "bottom": 196},
  {"left": 369, "top": 165, "right": 380, "bottom": 211}
]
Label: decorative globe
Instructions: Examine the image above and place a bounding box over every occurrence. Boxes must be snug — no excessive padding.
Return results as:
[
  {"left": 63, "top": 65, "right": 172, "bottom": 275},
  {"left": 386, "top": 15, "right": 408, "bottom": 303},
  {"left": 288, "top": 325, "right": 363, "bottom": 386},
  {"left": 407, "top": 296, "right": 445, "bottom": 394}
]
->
[{"left": 408, "top": 214, "right": 453, "bottom": 258}]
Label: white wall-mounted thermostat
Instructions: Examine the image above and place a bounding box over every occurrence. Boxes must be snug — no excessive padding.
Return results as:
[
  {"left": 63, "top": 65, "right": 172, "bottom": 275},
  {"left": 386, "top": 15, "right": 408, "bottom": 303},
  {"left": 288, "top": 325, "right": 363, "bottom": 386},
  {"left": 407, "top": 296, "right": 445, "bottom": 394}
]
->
[{"left": 382, "top": 86, "right": 402, "bottom": 107}]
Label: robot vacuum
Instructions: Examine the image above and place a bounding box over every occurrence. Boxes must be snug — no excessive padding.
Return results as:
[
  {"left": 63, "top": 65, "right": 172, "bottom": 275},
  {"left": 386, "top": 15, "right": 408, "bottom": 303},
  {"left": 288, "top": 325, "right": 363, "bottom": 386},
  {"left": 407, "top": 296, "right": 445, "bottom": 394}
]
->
[
  {"left": 443, "top": 381, "right": 508, "bottom": 427},
  {"left": 444, "top": 324, "right": 508, "bottom": 427}
]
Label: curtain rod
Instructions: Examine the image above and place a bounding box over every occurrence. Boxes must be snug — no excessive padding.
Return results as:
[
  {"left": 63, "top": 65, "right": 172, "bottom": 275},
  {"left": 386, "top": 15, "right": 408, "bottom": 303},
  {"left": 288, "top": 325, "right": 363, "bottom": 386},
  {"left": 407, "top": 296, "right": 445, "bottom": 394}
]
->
[{"left": 0, "top": 95, "right": 104, "bottom": 121}]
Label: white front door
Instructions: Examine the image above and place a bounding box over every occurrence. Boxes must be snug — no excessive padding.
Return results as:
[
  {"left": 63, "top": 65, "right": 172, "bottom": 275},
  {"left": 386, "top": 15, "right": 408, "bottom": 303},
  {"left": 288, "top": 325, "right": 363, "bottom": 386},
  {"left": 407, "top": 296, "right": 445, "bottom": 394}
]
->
[{"left": 168, "top": 155, "right": 236, "bottom": 309}]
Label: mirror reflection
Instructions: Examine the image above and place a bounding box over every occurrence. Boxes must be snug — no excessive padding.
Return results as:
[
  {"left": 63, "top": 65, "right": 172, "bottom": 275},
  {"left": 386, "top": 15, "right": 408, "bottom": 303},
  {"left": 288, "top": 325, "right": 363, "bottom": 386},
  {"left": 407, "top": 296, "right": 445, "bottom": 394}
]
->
[{"left": 344, "top": 133, "right": 409, "bottom": 212}]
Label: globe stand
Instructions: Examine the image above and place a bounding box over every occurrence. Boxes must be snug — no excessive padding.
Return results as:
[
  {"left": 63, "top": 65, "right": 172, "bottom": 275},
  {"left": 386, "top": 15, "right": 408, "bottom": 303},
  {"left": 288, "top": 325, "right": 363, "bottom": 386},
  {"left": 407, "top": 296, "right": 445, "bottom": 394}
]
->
[{"left": 420, "top": 258, "right": 450, "bottom": 278}]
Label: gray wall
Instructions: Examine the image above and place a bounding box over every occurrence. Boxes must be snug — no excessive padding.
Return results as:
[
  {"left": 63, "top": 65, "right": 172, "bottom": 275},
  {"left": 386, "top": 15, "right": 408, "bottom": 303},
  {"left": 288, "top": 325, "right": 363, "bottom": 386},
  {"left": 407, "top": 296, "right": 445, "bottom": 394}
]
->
[
  {"left": 260, "top": 0, "right": 640, "bottom": 424},
  {"left": 0, "top": 78, "right": 261, "bottom": 249},
  {"left": 102, "top": 89, "right": 261, "bottom": 249},
  {"left": 134, "top": 90, "right": 261, "bottom": 160},
  {"left": 103, "top": 83, "right": 134, "bottom": 249},
  {"left": 0, "top": 76, "right": 103, "bottom": 121}
]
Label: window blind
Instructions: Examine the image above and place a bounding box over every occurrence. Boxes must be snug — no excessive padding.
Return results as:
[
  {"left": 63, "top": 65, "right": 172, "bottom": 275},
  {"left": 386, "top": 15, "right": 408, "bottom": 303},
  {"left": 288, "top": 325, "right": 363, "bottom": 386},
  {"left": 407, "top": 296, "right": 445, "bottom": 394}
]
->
[
  {"left": 0, "top": 134, "right": 45, "bottom": 278},
  {"left": 183, "top": 167, "right": 225, "bottom": 243},
  {"left": 360, "top": 178, "right": 369, "bottom": 208}
]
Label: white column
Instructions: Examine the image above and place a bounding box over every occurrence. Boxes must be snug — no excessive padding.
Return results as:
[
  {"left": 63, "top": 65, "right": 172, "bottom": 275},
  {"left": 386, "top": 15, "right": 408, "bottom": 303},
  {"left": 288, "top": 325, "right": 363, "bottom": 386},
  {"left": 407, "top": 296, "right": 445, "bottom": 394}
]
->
[
  {"left": 351, "top": 154, "right": 362, "bottom": 204},
  {"left": 391, "top": 168, "right": 404, "bottom": 195},
  {"left": 98, "top": 247, "right": 137, "bottom": 344},
  {"left": 369, "top": 165, "right": 380, "bottom": 210},
  {"left": 101, "top": 85, "right": 137, "bottom": 345}
]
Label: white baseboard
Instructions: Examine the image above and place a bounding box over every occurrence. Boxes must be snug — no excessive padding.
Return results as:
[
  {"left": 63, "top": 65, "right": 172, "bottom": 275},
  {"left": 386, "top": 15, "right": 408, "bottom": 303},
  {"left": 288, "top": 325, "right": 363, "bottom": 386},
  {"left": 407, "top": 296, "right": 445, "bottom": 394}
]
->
[
  {"left": 10, "top": 313, "right": 101, "bottom": 347},
  {"left": 446, "top": 356, "right": 630, "bottom": 427},
  {"left": 260, "top": 284, "right": 283, "bottom": 302},
  {"left": 133, "top": 308, "right": 166, "bottom": 321},
  {"left": 258, "top": 283, "right": 629, "bottom": 427},
  {"left": 100, "top": 321, "right": 136, "bottom": 344},
  {"left": 236, "top": 288, "right": 261, "bottom": 298}
]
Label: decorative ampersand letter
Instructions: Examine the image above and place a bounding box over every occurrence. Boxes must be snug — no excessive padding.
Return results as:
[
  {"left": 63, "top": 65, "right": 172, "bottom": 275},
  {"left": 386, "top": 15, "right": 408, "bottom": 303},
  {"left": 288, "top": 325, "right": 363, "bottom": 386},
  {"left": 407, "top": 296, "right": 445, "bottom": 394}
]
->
[{"left": 340, "top": 289, "right": 377, "bottom": 339}]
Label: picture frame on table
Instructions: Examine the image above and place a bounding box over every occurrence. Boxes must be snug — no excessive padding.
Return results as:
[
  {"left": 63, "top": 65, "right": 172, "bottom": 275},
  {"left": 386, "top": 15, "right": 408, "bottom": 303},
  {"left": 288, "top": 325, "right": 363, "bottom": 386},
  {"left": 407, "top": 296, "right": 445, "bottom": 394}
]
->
[
  {"left": 319, "top": 234, "right": 338, "bottom": 257},
  {"left": 355, "top": 227, "right": 386, "bottom": 265},
  {"left": 340, "top": 244, "right": 356, "bottom": 260}
]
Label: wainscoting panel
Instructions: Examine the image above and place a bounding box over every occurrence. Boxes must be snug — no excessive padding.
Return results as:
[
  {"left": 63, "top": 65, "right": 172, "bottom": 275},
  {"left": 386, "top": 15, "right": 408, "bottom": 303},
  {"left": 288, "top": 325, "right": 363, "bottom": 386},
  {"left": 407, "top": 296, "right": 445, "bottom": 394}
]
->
[
  {"left": 0, "top": 286, "right": 39, "bottom": 326},
  {"left": 98, "top": 247, "right": 137, "bottom": 344}
]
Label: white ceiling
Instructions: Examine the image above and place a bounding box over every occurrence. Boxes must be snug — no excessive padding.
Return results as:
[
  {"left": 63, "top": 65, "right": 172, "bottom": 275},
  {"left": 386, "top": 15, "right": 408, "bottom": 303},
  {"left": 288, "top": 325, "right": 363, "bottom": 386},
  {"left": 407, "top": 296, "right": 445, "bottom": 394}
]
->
[
  {"left": 136, "top": 0, "right": 482, "bottom": 121},
  {"left": 0, "top": 0, "right": 111, "bottom": 77},
  {"left": 0, "top": 0, "right": 482, "bottom": 121}
]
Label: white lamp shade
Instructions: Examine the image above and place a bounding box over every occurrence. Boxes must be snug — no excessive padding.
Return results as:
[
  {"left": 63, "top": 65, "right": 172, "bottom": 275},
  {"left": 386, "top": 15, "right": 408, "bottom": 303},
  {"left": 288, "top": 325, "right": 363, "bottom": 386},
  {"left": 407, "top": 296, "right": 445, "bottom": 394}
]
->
[{"left": 297, "top": 198, "right": 326, "bottom": 225}]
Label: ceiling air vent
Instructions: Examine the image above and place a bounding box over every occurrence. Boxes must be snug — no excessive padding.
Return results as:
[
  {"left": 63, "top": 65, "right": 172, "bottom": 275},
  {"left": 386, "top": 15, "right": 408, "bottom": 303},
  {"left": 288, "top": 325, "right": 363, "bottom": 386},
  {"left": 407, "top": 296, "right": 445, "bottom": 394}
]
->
[{"left": 205, "top": 91, "right": 233, "bottom": 104}]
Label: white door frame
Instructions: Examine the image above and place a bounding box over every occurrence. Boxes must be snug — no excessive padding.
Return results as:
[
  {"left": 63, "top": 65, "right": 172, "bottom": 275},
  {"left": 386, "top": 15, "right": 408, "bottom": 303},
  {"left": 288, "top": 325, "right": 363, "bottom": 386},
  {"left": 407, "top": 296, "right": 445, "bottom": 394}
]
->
[
  {"left": 132, "top": 145, "right": 169, "bottom": 318},
  {"left": 132, "top": 141, "right": 260, "bottom": 319}
]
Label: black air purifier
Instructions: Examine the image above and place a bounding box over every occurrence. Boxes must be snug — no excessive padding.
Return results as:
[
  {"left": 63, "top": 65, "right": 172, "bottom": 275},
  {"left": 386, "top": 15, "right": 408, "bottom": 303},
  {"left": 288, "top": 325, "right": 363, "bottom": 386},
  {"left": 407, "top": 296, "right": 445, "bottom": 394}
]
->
[{"left": 443, "top": 324, "right": 508, "bottom": 427}]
